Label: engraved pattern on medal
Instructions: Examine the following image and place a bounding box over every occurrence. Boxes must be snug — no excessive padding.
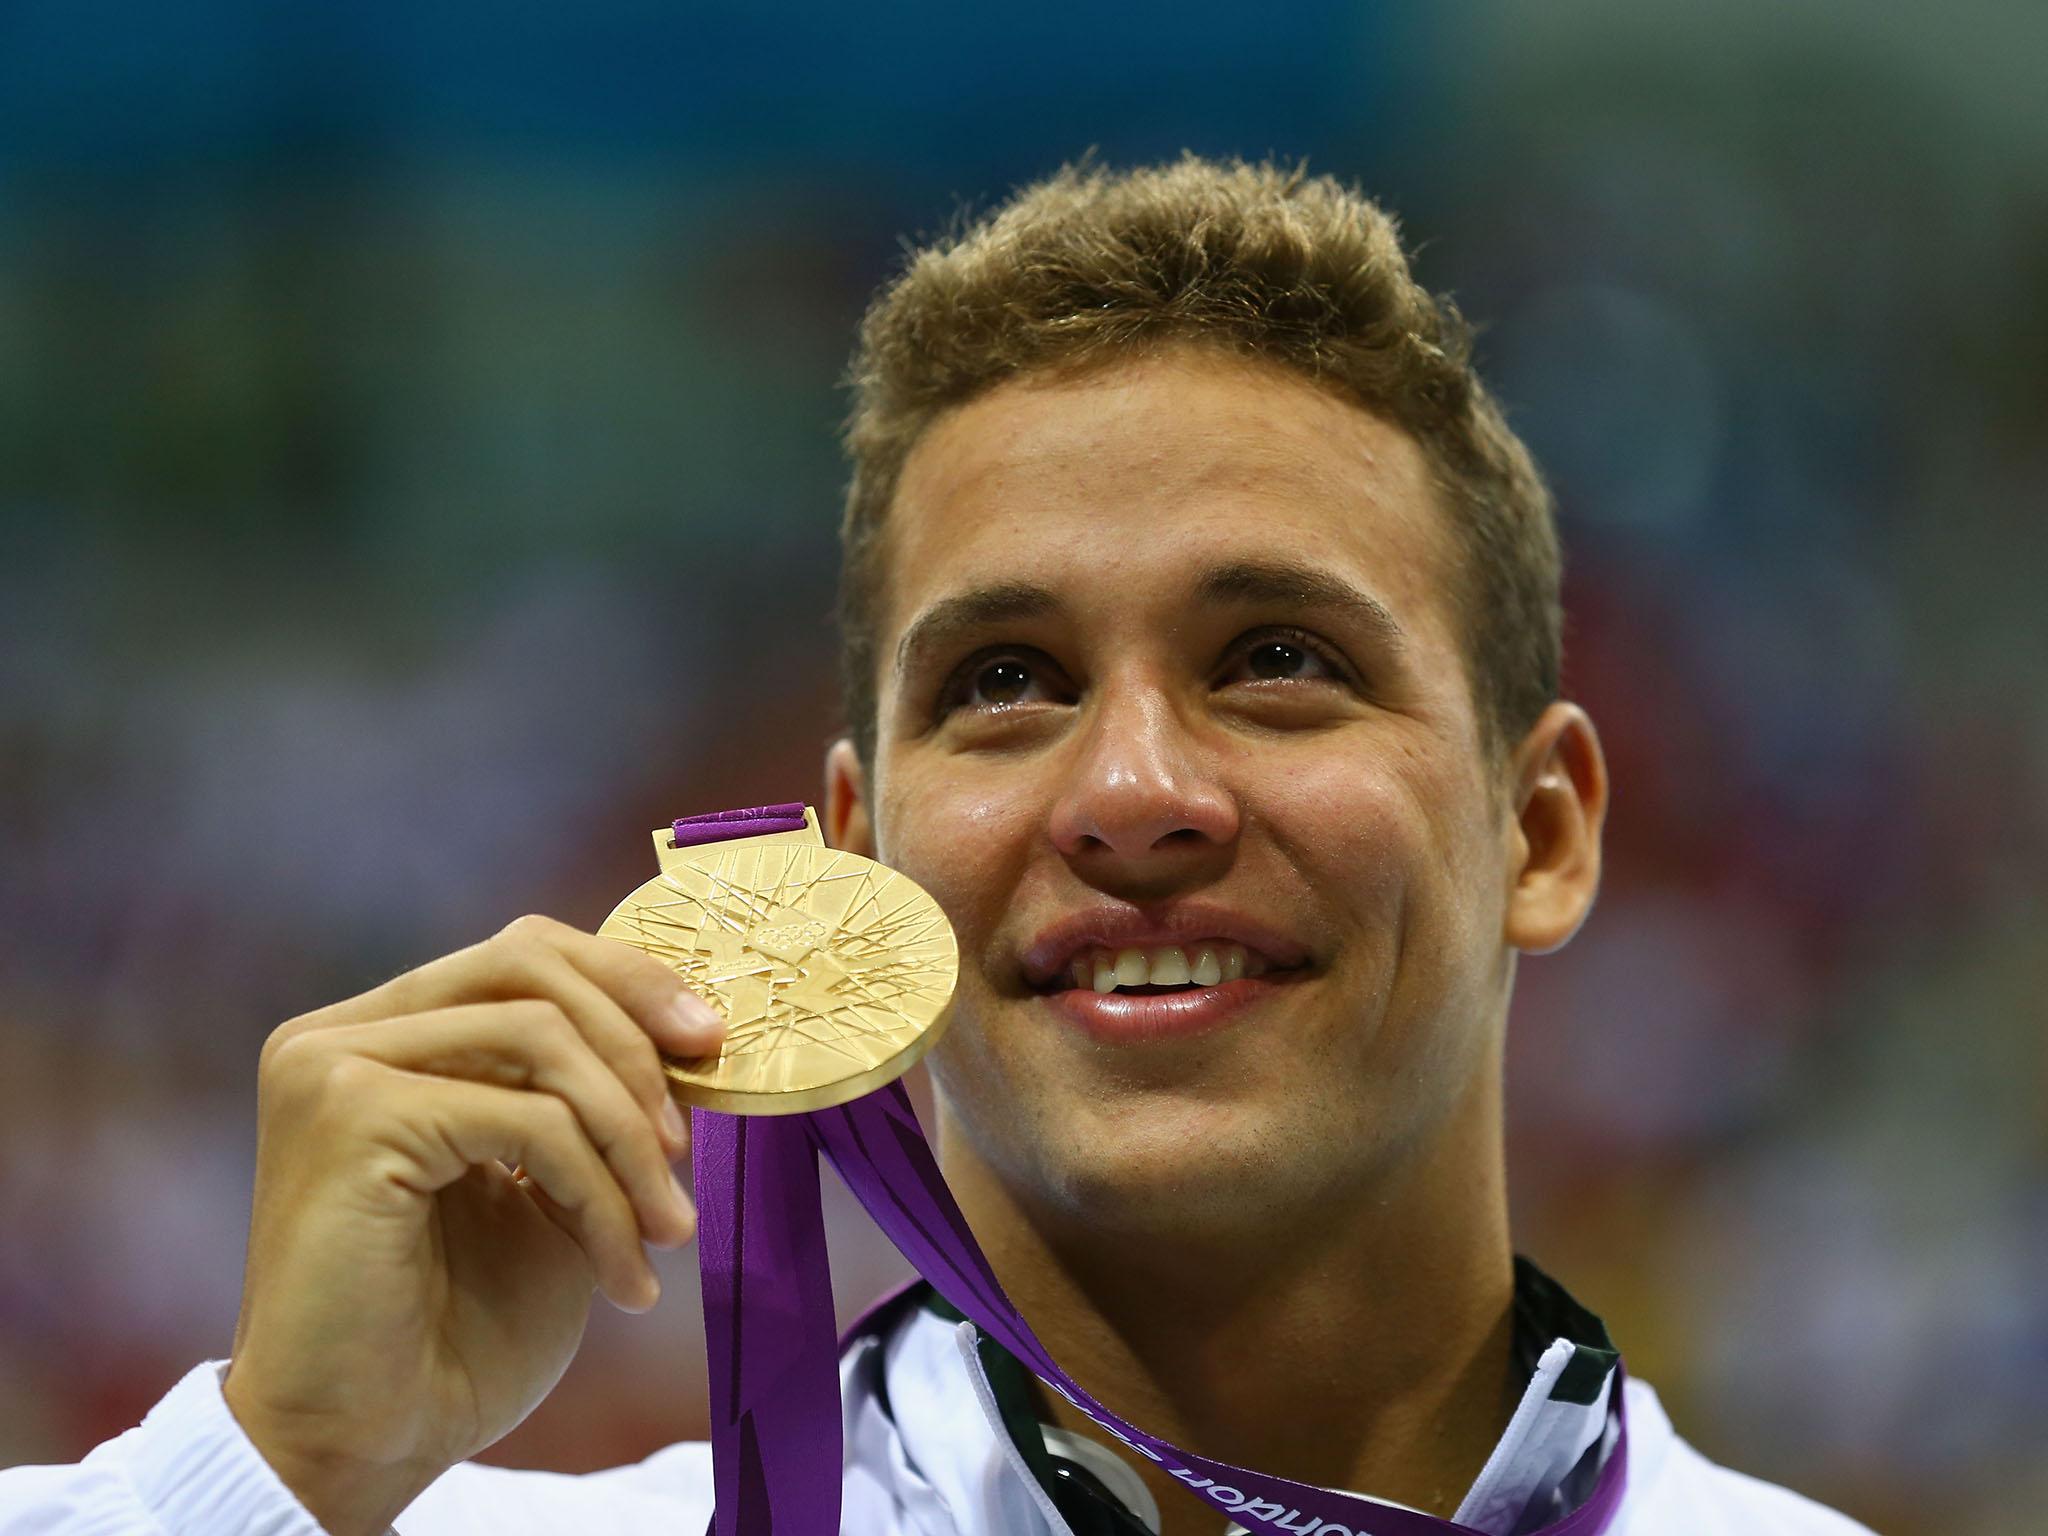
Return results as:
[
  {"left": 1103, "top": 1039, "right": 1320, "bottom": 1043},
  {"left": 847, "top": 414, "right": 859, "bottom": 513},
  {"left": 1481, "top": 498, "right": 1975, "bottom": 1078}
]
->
[{"left": 600, "top": 845, "right": 956, "bottom": 1097}]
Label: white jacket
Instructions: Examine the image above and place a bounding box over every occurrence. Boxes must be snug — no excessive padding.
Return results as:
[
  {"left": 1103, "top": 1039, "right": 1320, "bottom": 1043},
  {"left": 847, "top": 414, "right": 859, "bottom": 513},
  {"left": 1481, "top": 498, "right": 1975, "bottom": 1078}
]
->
[{"left": 0, "top": 1285, "right": 1876, "bottom": 1536}]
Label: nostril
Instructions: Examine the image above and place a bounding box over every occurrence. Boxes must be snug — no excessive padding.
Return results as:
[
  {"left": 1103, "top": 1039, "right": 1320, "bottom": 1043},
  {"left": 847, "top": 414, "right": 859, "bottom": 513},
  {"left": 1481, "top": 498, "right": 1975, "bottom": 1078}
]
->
[{"left": 1048, "top": 776, "right": 1242, "bottom": 860}]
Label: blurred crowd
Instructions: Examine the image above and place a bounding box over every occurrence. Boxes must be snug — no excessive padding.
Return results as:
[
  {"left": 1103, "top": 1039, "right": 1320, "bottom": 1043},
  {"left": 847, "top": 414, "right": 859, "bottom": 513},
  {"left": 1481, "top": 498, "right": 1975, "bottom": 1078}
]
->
[{"left": 2, "top": 4, "right": 2043, "bottom": 1533}]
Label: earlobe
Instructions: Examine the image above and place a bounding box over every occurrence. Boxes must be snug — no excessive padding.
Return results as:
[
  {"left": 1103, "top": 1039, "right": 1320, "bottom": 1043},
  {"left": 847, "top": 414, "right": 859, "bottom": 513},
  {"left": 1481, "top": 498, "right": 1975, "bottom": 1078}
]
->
[
  {"left": 1502, "top": 703, "right": 1609, "bottom": 956},
  {"left": 823, "top": 738, "right": 877, "bottom": 858}
]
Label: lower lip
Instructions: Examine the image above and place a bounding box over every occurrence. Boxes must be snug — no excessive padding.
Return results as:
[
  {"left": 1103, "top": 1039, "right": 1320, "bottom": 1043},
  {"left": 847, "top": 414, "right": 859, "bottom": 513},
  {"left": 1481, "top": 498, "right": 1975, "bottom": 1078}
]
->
[{"left": 1038, "top": 974, "right": 1299, "bottom": 1044}]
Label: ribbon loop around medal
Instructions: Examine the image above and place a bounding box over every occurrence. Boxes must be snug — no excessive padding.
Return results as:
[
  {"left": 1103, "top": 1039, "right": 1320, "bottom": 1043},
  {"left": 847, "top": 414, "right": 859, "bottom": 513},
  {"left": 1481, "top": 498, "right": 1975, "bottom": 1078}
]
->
[{"left": 597, "top": 817, "right": 958, "bottom": 1114}]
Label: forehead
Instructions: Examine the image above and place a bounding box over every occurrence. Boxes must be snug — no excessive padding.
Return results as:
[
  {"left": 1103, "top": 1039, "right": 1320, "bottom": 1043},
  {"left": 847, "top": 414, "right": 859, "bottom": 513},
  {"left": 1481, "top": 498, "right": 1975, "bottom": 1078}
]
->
[{"left": 882, "top": 348, "right": 1461, "bottom": 652}]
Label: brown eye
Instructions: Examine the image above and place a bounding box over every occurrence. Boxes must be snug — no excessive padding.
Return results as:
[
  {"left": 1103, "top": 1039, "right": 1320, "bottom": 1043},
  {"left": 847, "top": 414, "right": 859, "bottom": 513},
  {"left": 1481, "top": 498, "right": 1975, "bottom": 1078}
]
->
[
  {"left": 1219, "top": 629, "right": 1351, "bottom": 691},
  {"left": 935, "top": 647, "right": 1067, "bottom": 720},
  {"left": 974, "top": 658, "right": 1034, "bottom": 705},
  {"left": 1247, "top": 641, "right": 1307, "bottom": 679}
]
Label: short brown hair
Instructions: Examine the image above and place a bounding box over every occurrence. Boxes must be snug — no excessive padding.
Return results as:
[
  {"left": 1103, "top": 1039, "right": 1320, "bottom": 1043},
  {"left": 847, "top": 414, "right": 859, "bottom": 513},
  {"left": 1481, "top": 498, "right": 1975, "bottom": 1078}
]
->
[{"left": 835, "top": 150, "right": 1561, "bottom": 774}]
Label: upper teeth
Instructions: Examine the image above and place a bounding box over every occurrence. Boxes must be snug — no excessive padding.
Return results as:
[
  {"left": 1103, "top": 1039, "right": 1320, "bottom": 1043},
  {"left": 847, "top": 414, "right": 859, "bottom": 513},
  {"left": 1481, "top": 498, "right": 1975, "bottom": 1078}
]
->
[{"left": 1068, "top": 943, "right": 1268, "bottom": 993}]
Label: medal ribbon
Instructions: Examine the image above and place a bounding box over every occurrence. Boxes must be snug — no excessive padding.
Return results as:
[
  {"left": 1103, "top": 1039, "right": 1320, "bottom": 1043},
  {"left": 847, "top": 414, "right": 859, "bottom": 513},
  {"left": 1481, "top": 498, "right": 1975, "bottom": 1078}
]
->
[{"left": 679, "top": 808, "right": 1629, "bottom": 1536}]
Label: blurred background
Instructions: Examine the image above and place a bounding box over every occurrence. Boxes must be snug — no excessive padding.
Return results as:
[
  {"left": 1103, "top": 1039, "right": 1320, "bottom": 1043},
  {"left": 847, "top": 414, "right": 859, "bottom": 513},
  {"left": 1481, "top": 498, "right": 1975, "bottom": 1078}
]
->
[{"left": 2, "top": 1, "right": 2043, "bottom": 1531}]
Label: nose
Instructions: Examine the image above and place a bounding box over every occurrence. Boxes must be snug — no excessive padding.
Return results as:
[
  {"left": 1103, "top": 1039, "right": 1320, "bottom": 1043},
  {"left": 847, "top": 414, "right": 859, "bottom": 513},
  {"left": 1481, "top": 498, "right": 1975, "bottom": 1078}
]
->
[{"left": 1048, "top": 682, "right": 1240, "bottom": 874}]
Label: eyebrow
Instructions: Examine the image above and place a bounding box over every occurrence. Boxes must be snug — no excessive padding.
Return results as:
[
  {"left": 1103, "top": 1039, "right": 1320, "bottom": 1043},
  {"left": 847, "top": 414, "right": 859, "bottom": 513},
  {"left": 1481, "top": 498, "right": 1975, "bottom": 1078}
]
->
[
  {"left": 1194, "top": 559, "right": 1410, "bottom": 655},
  {"left": 894, "top": 582, "right": 1065, "bottom": 680},
  {"left": 892, "top": 558, "right": 1408, "bottom": 681}
]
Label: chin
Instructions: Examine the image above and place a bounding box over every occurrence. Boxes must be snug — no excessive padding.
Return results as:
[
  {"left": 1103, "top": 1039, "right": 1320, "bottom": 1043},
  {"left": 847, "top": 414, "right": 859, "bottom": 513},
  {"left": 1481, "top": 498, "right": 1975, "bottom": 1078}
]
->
[
  {"left": 930, "top": 1005, "right": 1402, "bottom": 1239},
  {"left": 1017, "top": 1082, "right": 1340, "bottom": 1240}
]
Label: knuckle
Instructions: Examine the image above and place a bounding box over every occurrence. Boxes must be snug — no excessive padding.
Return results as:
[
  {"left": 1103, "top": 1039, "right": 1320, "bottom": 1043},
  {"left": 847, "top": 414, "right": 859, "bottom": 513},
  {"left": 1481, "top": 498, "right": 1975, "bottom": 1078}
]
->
[
  {"left": 258, "top": 1005, "right": 348, "bottom": 1073},
  {"left": 271, "top": 1044, "right": 380, "bottom": 1127},
  {"left": 588, "top": 1075, "right": 652, "bottom": 1152},
  {"left": 257, "top": 1018, "right": 302, "bottom": 1074},
  {"left": 490, "top": 916, "right": 559, "bottom": 973},
  {"left": 534, "top": 1091, "right": 581, "bottom": 1143},
  {"left": 618, "top": 1028, "right": 666, "bottom": 1087},
  {"left": 499, "top": 911, "right": 558, "bottom": 943},
  {"left": 260, "top": 1028, "right": 326, "bottom": 1090},
  {"left": 317, "top": 1051, "right": 383, "bottom": 1103},
  {"left": 609, "top": 1101, "right": 662, "bottom": 1165},
  {"left": 502, "top": 996, "right": 575, "bottom": 1050}
]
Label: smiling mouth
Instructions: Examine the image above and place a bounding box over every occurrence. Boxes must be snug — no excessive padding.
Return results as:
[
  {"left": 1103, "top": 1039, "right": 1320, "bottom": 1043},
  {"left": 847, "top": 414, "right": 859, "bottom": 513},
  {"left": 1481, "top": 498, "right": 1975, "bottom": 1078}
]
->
[
  {"left": 1029, "top": 940, "right": 1308, "bottom": 1044},
  {"left": 1042, "top": 941, "right": 1299, "bottom": 995}
]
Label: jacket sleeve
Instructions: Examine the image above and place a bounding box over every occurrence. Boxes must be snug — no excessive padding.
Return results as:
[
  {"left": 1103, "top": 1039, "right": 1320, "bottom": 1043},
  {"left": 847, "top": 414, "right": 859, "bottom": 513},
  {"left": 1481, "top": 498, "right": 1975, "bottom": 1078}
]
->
[
  {"left": 0, "top": 1361, "right": 719, "bottom": 1536},
  {"left": 0, "top": 1360, "right": 330, "bottom": 1536}
]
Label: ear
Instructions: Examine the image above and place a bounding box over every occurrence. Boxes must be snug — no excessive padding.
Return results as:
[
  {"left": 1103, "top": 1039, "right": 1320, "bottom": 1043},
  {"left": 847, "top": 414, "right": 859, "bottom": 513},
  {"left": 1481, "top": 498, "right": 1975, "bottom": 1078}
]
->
[
  {"left": 1502, "top": 702, "right": 1609, "bottom": 955},
  {"left": 823, "top": 737, "right": 877, "bottom": 858}
]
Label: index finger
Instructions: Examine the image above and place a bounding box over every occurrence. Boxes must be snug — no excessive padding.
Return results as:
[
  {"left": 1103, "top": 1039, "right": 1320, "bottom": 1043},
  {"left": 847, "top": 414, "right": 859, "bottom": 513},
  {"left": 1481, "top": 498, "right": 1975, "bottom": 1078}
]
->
[
  {"left": 284, "top": 913, "right": 725, "bottom": 1059},
  {"left": 499, "top": 913, "right": 727, "bottom": 1057}
]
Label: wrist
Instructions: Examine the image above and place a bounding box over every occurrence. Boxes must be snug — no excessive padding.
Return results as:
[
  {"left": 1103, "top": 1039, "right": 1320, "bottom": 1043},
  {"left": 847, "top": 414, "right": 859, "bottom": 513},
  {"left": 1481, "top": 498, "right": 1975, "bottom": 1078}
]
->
[{"left": 221, "top": 1366, "right": 438, "bottom": 1536}]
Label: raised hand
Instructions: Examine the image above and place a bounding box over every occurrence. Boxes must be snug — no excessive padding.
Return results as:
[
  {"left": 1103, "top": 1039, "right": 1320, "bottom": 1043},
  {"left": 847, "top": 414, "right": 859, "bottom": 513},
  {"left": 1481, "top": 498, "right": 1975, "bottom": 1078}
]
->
[{"left": 219, "top": 913, "right": 722, "bottom": 1536}]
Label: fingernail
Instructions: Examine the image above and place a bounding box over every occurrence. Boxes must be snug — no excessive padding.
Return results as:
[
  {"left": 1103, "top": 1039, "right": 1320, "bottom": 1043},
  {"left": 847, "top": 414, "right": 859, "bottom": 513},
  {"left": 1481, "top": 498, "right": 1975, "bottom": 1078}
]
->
[
  {"left": 670, "top": 1171, "right": 695, "bottom": 1224},
  {"left": 668, "top": 993, "right": 722, "bottom": 1043},
  {"left": 660, "top": 1097, "right": 687, "bottom": 1145}
]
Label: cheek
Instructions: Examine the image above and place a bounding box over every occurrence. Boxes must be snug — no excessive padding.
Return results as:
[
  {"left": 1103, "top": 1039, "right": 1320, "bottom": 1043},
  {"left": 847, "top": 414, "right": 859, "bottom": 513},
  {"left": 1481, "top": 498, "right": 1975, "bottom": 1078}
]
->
[
  {"left": 1255, "top": 752, "right": 1419, "bottom": 911},
  {"left": 1260, "top": 741, "right": 1493, "bottom": 1001},
  {"left": 878, "top": 760, "right": 1043, "bottom": 957}
]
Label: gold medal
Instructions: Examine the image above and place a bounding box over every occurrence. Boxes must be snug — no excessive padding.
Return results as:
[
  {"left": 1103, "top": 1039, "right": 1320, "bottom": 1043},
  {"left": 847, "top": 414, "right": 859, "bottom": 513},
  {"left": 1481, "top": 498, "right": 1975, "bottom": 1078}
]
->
[{"left": 598, "top": 808, "right": 958, "bottom": 1114}]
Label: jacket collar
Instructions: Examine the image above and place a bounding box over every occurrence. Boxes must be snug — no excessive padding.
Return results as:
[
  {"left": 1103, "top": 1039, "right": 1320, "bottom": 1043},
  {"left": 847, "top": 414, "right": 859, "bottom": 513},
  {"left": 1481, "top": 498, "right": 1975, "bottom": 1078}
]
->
[{"left": 853, "top": 1255, "right": 1623, "bottom": 1536}]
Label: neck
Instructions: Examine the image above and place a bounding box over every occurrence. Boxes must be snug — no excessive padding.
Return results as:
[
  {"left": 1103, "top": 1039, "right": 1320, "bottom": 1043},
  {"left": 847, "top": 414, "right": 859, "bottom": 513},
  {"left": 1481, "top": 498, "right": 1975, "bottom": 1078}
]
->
[{"left": 938, "top": 1078, "right": 1516, "bottom": 1536}]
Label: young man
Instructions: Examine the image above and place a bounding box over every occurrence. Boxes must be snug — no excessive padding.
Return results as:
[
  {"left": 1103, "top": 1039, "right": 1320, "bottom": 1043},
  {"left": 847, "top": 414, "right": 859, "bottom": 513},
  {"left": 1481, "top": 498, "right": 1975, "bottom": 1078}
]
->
[{"left": 0, "top": 154, "right": 1874, "bottom": 1535}]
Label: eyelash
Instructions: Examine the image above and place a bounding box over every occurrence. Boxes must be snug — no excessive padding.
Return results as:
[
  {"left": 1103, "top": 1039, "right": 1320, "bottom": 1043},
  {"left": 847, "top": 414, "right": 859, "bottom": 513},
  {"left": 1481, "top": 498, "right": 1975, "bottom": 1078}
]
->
[
  {"left": 1236, "top": 625, "right": 1354, "bottom": 684},
  {"left": 934, "top": 626, "right": 1357, "bottom": 718}
]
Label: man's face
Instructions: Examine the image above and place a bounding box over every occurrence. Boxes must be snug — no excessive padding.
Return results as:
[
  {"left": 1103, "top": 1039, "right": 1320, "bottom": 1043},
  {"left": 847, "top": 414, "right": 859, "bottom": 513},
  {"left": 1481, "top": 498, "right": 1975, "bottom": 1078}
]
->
[{"left": 842, "top": 347, "right": 1533, "bottom": 1233}]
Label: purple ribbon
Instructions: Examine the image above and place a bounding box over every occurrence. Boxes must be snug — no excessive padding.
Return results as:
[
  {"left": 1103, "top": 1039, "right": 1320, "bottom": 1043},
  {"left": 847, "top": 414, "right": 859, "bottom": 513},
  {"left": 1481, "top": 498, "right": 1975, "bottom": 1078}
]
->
[
  {"left": 672, "top": 803, "right": 810, "bottom": 849},
  {"left": 691, "top": 1088, "right": 1629, "bottom": 1536},
  {"left": 672, "top": 806, "right": 1627, "bottom": 1536}
]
